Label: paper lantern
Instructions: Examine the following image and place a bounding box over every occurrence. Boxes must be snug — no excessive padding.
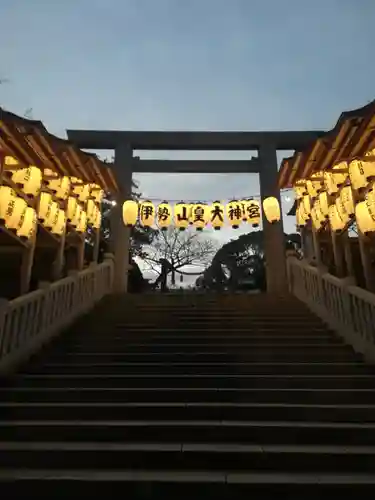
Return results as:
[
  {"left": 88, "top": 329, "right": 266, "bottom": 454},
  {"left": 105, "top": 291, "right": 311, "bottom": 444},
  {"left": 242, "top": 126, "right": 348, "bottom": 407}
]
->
[
  {"left": 156, "top": 201, "right": 172, "bottom": 230},
  {"left": 188, "top": 204, "right": 194, "bottom": 225},
  {"left": 302, "top": 195, "right": 311, "bottom": 216},
  {"left": 12, "top": 166, "right": 42, "bottom": 197},
  {"left": 122, "top": 200, "right": 138, "bottom": 227},
  {"left": 38, "top": 192, "right": 53, "bottom": 222},
  {"left": 44, "top": 201, "right": 59, "bottom": 229},
  {"left": 311, "top": 200, "right": 325, "bottom": 231},
  {"left": 93, "top": 210, "right": 102, "bottom": 229},
  {"left": 72, "top": 182, "right": 91, "bottom": 202},
  {"left": 210, "top": 201, "right": 225, "bottom": 230},
  {"left": 246, "top": 200, "right": 261, "bottom": 227},
  {"left": 90, "top": 184, "right": 104, "bottom": 204},
  {"left": 306, "top": 172, "right": 324, "bottom": 198},
  {"left": 46, "top": 175, "right": 71, "bottom": 200},
  {"left": 66, "top": 196, "right": 79, "bottom": 223},
  {"left": 355, "top": 201, "right": 375, "bottom": 235},
  {"left": 17, "top": 207, "right": 37, "bottom": 240},
  {"left": 323, "top": 162, "right": 348, "bottom": 194},
  {"left": 86, "top": 199, "right": 97, "bottom": 224},
  {"left": 5, "top": 196, "right": 27, "bottom": 230},
  {"left": 0, "top": 186, "right": 16, "bottom": 221},
  {"left": 239, "top": 199, "right": 249, "bottom": 222},
  {"left": 349, "top": 158, "right": 375, "bottom": 191},
  {"left": 318, "top": 191, "right": 329, "bottom": 217},
  {"left": 296, "top": 201, "right": 308, "bottom": 227},
  {"left": 174, "top": 202, "right": 190, "bottom": 230},
  {"left": 339, "top": 185, "right": 355, "bottom": 218},
  {"left": 71, "top": 204, "right": 83, "bottom": 228},
  {"left": 4, "top": 155, "right": 18, "bottom": 168},
  {"left": 328, "top": 204, "right": 345, "bottom": 233},
  {"left": 51, "top": 209, "right": 66, "bottom": 236},
  {"left": 226, "top": 200, "right": 242, "bottom": 229},
  {"left": 263, "top": 197, "right": 281, "bottom": 224},
  {"left": 140, "top": 200, "right": 156, "bottom": 227},
  {"left": 76, "top": 210, "right": 87, "bottom": 233},
  {"left": 293, "top": 180, "right": 307, "bottom": 199},
  {"left": 192, "top": 202, "right": 209, "bottom": 231}
]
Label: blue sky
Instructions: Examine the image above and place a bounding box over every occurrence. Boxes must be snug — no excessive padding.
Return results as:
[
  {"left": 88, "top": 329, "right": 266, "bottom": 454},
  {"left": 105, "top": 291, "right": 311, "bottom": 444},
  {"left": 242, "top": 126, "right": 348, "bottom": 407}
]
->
[{"left": 1, "top": 0, "right": 374, "bottom": 280}]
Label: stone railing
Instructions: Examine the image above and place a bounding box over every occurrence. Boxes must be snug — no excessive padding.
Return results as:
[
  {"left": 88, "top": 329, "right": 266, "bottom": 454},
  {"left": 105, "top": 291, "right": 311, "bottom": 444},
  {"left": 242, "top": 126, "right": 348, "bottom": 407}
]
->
[
  {"left": 287, "top": 257, "right": 375, "bottom": 362},
  {"left": 0, "top": 255, "right": 114, "bottom": 374}
]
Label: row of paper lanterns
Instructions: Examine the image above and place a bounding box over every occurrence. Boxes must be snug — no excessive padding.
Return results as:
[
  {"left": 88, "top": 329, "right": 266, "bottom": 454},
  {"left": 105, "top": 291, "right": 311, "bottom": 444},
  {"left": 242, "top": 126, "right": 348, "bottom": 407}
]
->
[
  {"left": 294, "top": 151, "right": 375, "bottom": 235},
  {"left": 2, "top": 156, "right": 104, "bottom": 203},
  {"left": 122, "top": 197, "right": 281, "bottom": 230},
  {"left": 0, "top": 186, "right": 102, "bottom": 241}
]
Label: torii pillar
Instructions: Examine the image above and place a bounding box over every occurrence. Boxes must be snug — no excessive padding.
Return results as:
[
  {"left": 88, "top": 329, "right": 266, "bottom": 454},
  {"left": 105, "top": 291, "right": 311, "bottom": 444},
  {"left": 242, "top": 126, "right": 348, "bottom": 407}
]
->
[
  {"left": 111, "top": 143, "right": 133, "bottom": 293},
  {"left": 259, "top": 144, "right": 287, "bottom": 294}
]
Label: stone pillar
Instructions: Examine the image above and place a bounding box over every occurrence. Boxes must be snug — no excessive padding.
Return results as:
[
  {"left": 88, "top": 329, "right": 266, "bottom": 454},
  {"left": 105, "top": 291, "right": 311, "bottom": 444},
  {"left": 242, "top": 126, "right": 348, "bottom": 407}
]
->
[
  {"left": 258, "top": 145, "right": 287, "bottom": 294},
  {"left": 112, "top": 143, "right": 133, "bottom": 293}
]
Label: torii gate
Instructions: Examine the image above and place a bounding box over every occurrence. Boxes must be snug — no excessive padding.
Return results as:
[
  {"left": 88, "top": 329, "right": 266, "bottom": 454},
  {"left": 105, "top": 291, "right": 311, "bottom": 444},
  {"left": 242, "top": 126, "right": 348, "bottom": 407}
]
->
[{"left": 67, "top": 129, "right": 324, "bottom": 294}]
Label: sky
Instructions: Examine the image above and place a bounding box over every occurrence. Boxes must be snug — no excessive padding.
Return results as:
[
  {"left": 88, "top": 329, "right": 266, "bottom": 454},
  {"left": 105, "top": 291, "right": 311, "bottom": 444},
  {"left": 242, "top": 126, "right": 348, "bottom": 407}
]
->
[{"left": 1, "top": 0, "right": 374, "bottom": 284}]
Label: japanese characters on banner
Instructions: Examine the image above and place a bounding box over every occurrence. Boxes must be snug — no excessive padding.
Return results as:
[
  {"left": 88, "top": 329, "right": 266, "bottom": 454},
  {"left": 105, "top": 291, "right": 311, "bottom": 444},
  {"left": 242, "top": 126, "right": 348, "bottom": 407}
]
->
[{"left": 122, "top": 198, "right": 277, "bottom": 230}]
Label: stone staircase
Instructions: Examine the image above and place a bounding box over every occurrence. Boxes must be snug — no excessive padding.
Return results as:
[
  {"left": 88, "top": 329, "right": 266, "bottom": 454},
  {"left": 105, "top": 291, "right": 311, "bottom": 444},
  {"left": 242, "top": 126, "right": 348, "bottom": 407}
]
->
[{"left": 1, "top": 293, "right": 375, "bottom": 497}]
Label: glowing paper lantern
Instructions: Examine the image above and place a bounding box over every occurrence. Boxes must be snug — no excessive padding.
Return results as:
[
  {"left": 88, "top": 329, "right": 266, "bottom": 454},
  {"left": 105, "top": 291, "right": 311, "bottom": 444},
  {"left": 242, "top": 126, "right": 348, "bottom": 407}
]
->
[
  {"left": 311, "top": 200, "right": 326, "bottom": 231},
  {"left": 76, "top": 210, "right": 87, "bottom": 233},
  {"left": 239, "top": 199, "right": 250, "bottom": 222},
  {"left": 140, "top": 200, "right": 156, "bottom": 227},
  {"left": 323, "top": 162, "right": 348, "bottom": 194},
  {"left": 4, "top": 156, "right": 18, "bottom": 168},
  {"left": 349, "top": 158, "right": 375, "bottom": 191},
  {"left": 86, "top": 199, "right": 97, "bottom": 224},
  {"left": 44, "top": 201, "right": 59, "bottom": 229},
  {"left": 51, "top": 209, "right": 66, "bottom": 236},
  {"left": 306, "top": 172, "right": 324, "bottom": 198},
  {"left": 0, "top": 186, "right": 16, "bottom": 221},
  {"left": 5, "top": 196, "right": 27, "bottom": 230},
  {"left": 12, "top": 166, "right": 42, "bottom": 197},
  {"left": 17, "top": 207, "right": 37, "bottom": 240},
  {"left": 302, "top": 195, "right": 311, "bottom": 216},
  {"left": 93, "top": 210, "right": 102, "bottom": 229},
  {"left": 246, "top": 200, "right": 261, "bottom": 227},
  {"left": 71, "top": 204, "right": 82, "bottom": 228},
  {"left": 157, "top": 201, "right": 172, "bottom": 230},
  {"left": 46, "top": 175, "right": 71, "bottom": 200},
  {"left": 328, "top": 204, "right": 345, "bottom": 233},
  {"left": 66, "top": 196, "right": 79, "bottom": 223},
  {"left": 339, "top": 185, "right": 355, "bottom": 218},
  {"left": 226, "top": 200, "right": 242, "bottom": 229},
  {"left": 90, "top": 184, "right": 104, "bottom": 204},
  {"left": 318, "top": 191, "right": 329, "bottom": 218},
  {"left": 174, "top": 202, "right": 190, "bottom": 230},
  {"left": 122, "top": 200, "right": 138, "bottom": 227},
  {"left": 38, "top": 192, "right": 53, "bottom": 223},
  {"left": 296, "top": 201, "right": 309, "bottom": 227},
  {"left": 294, "top": 180, "right": 307, "bottom": 199},
  {"left": 192, "top": 202, "right": 209, "bottom": 231},
  {"left": 210, "top": 201, "right": 225, "bottom": 230},
  {"left": 263, "top": 197, "right": 281, "bottom": 224},
  {"left": 355, "top": 201, "right": 375, "bottom": 235}
]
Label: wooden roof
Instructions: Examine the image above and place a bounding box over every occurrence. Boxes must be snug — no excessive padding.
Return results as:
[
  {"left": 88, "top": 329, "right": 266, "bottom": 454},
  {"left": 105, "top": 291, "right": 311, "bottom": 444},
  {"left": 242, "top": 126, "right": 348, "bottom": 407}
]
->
[
  {"left": 0, "top": 108, "right": 119, "bottom": 193},
  {"left": 278, "top": 101, "right": 375, "bottom": 189}
]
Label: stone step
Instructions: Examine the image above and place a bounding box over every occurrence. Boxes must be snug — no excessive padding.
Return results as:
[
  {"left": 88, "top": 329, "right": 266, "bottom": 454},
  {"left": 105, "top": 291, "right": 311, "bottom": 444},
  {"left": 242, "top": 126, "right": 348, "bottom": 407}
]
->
[
  {"left": 0, "top": 469, "right": 373, "bottom": 498},
  {"left": 9, "top": 373, "right": 375, "bottom": 389},
  {"left": 0, "top": 387, "right": 374, "bottom": 404},
  {"left": 23, "top": 362, "right": 373, "bottom": 376},
  {"left": 2, "top": 402, "right": 375, "bottom": 422},
  {"left": 2, "top": 420, "right": 375, "bottom": 445},
  {"left": 1, "top": 441, "right": 375, "bottom": 473}
]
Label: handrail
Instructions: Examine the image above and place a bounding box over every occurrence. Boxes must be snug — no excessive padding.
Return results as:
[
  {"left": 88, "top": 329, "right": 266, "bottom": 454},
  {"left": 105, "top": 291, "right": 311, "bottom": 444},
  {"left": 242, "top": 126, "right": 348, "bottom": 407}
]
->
[
  {"left": 0, "top": 255, "right": 114, "bottom": 374},
  {"left": 287, "top": 257, "right": 375, "bottom": 362}
]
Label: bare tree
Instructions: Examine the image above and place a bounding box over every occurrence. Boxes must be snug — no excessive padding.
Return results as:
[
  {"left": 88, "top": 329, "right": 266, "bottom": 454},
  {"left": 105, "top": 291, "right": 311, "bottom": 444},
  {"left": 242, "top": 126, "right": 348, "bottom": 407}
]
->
[{"left": 143, "top": 226, "right": 218, "bottom": 286}]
